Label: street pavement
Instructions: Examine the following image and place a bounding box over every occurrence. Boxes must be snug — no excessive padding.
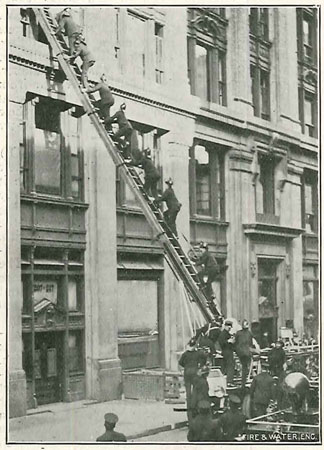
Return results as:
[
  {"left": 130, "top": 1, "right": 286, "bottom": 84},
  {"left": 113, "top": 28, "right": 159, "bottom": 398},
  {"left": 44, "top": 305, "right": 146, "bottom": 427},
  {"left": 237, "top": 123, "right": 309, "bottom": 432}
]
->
[
  {"left": 9, "top": 398, "right": 187, "bottom": 443},
  {"left": 132, "top": 427, "right": 188, "bottom": 442}
]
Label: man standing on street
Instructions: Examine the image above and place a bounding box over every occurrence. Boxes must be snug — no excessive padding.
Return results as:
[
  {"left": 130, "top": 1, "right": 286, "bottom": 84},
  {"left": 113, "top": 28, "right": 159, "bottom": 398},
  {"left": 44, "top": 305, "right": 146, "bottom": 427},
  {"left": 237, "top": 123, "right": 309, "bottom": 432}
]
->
[
  {"left": 218, "top": 395, "right": 247, "bottom": 441},
  {"left": 268, "top": 340, "right": 286, "bottom": 378},
  {"left": 235, "top": 320, "right": 254, "bottom": 389},
  {"left": 96, "top": 413, "right": 127, "bottom": 442},
  {"left": 218, "top": 320, "right": 235, "bottom": 386},
  {"left": 250, "top": 366, "right": 275, "bottom": 417},
  {"left": 179, "top": 339, "right": 207, "bottom": 421},
  {"left": 187, "top": 400, "right": 220, "bottom": 442},
  {"left": 156, "top": 178, "right": 181, "bottom": 237},
  {"left": 190, "top": 365, "right": 210, "bottom": 419},
  {"left": 86, "top": 74, "right": 115, "bottom": 128}
]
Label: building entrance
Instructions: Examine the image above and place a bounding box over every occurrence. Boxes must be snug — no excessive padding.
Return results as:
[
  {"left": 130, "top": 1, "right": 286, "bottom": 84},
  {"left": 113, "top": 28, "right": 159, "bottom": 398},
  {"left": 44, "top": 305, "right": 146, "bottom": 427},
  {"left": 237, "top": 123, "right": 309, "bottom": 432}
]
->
[{"left": 34, "top": 332, "right": 64, "bottom": 405}]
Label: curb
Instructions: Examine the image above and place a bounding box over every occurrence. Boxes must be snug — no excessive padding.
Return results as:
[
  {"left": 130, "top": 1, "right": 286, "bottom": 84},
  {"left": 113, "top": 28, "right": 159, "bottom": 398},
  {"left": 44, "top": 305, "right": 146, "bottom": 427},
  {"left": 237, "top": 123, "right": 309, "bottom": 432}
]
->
[{"left": 127, "top": 421, "right": 188, "bottom": 440}]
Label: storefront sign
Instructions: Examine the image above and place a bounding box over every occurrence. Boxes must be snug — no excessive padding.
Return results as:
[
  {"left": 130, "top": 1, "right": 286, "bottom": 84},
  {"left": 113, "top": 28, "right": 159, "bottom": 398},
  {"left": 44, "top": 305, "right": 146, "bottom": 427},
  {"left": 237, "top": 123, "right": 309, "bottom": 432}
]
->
[{"left": 33, "top": 281, "right": 57, "bottom": 304}]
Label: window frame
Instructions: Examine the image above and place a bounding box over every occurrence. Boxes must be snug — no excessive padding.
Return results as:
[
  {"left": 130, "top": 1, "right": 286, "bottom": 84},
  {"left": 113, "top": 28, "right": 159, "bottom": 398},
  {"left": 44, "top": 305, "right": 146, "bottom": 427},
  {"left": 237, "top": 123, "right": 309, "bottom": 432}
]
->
[
  {"left": 302, "top": 170, "right": 318, "bottom": 234},
  {"left": 189, "top": 141, "right": 225, "bottom": 220},
  {"left": 154, "top": 22, "right": 164, "bottom": 84},
  {"left": 258, "top": 153, "right": 276, "bottom": 216},
  {"left": 22, "top": 97, "right": 84, "bottom": 201}
]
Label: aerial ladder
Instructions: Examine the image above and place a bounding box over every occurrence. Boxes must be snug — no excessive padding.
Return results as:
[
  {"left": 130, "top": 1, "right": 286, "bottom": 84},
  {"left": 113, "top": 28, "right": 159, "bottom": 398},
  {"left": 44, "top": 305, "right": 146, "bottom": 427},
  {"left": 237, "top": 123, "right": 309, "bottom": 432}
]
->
[{"left": 33, "top": 7, "right": 221, "bottom": 323}]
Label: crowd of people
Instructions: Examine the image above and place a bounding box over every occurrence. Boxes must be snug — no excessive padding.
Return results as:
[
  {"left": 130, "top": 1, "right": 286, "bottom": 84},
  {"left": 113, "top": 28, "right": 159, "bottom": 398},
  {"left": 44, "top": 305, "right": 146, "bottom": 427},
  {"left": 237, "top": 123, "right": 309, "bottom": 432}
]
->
[{"left": 177, "top": 316, "right": 293, "bottom": 441}]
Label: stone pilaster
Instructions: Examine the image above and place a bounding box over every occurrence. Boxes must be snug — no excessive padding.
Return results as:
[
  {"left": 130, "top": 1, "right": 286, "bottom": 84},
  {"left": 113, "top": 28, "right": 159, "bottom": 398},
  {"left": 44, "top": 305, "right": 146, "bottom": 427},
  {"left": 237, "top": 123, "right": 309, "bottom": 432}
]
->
[
  {"left": 8, "top": 101, "right": 27, "bottom": 418},
  {"left": 289, "top": 236, "right": 304, "bottom": 335},
  {"left": 272, "top": 8, "right": 300, "bottom": 132},
  {"left": 227, "top": 8, "right": 254, "bottom": 117},
  {"left": 84, "top": 120, "right": 121, "bottom": 401},
  {"left": 226, "top": 148, "right": 253, "bottom": 321}
]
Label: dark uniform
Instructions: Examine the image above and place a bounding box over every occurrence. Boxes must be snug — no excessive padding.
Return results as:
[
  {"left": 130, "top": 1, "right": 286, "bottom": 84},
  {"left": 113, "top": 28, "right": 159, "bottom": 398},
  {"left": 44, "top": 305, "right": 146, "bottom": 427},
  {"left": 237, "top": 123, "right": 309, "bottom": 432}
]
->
[
  {"left": 195, "top": 322, "right": 222, "bottom": 354},
  {"left": 187, "top": 400, "right": 220, "bottom": 442},
  {"left": 218, "top": 395, "right": 247, "bottom": 441},
  {"left": 156, "top": 183, "right": 181, "bottom": 237},
  {"left": 179, "top": 347, "right": 207, "bottom": 420},
  {"left": 190, "top": 371, "right": 210, "bottom": 418},
  {"left": 69, "top": 41, "right": 95, "bottom": 88},
  {"left": 250, "top": 371, "right": 275, "bottom": 417},
  {"left": 96, "top": 430, "right": 127, "bottom": 442},
  {"left": 196, "top": 249, "right": 219, "bottom": 299},
  {"left": 106, "top": 108, "right": 133, "bottom": 158},
  {"left": 235, "top": 327, "right": 253, "bottom": 388},
  {"left": 218, "top": 326, "right": 235, "bottom": 385},
  {"left": 55, "top": 9, "right": 82, "bottom": 54},
  {"left": 87, "top": 79, "right": 115, "bottom": 124},
  {"left": 268, "top": 344, "right": 286, "bottom": 378},
  {"left": 139, "top": 155, "right": 161, "bottom": 198},
  {"left": 96, "top": 413, "right": 127, "bottom": 442}
]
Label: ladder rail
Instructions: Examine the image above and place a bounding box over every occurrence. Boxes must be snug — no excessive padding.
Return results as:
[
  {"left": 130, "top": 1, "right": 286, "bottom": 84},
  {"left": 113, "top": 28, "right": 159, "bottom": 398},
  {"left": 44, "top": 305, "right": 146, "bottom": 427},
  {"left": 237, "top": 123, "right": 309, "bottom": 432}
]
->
[{"left": 33, "top": 7, "right": 216, "bottom": 322}]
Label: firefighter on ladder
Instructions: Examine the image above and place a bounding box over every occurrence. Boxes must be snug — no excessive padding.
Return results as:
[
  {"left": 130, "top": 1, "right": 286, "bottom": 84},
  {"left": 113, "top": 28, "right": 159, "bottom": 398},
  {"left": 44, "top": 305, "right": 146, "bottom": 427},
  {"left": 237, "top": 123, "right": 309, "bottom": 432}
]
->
[{"left": 191, "top": 242, "right": 219, "bottom": 301}]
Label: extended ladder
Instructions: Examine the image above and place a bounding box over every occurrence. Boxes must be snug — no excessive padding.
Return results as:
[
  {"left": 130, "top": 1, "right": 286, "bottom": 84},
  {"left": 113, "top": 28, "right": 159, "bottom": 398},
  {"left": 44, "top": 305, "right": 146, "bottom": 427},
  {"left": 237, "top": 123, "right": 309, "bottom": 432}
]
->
[{"left": 33, "top": 7, "right": 220, "bottom": 322}]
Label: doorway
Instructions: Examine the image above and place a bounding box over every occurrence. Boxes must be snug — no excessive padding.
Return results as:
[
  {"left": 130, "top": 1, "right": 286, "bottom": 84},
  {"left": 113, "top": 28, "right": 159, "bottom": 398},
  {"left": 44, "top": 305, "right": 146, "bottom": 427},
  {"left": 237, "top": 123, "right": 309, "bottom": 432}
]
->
[
  {"left": 34, "top": 332, "right": 64, "bottom": 405},
  {"left": 258, "top": 259, "right": 279, "bottom": 344}
]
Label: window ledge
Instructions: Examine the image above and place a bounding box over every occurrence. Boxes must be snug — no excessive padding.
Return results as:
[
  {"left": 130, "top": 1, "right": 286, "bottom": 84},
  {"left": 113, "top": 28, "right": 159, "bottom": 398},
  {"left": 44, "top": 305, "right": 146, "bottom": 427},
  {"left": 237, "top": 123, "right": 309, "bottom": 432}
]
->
[
  {"left": 244, "top": 222, "right": 304, "bottom": 239},
  {"left": 190, "top": 215, "right": 228, "bottom": 226},
  {"left": 118, "top": 335, "right": 158, "bottom": 344},
  {"left": 21, "top": 194, "right": 89, "bottom": 209}
]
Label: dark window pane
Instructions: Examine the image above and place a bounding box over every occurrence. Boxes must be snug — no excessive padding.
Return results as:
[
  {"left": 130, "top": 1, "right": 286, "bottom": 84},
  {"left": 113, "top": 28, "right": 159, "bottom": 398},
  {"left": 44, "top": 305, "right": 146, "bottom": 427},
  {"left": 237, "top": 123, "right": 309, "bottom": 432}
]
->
[
  {"left": 34, "top": 102, "right": 61, "bottom": 195},
  {"left": 68, "top": 330, "right": 83, "bottom": 373},
  {"left": 259, "top": 155, "right": 275, "bottom": 214},
  {"left": 260, "top": 70, "right": 270, "bottom": 120}
]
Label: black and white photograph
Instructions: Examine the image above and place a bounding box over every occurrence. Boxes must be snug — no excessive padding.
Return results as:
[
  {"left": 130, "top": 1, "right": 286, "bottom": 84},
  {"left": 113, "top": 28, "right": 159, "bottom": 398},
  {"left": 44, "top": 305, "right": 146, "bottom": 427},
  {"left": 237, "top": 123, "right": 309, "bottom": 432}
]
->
[{"left": 5, "top": 3, "right": 320, "bottom": 444}]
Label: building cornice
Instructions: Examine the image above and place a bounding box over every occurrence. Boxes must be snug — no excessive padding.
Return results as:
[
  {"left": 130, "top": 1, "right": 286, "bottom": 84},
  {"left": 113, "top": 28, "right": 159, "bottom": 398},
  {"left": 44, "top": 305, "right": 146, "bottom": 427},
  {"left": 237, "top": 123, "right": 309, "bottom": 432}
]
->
[{"left": 244, "top": 223, "right": 304, "bottom": 239}]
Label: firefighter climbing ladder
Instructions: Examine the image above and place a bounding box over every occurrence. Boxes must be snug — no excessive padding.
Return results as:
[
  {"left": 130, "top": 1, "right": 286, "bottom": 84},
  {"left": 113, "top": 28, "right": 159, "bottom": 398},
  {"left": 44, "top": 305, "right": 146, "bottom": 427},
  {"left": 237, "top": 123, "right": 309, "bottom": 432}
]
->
[{"left": 33, "top": 7, "right": 220, "bottom": 323}]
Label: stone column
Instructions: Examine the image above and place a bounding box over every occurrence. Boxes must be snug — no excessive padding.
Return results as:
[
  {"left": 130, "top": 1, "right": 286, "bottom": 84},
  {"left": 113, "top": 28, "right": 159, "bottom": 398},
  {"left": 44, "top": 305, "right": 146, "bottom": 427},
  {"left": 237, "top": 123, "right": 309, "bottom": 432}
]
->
[
  {"left": 272, "top": 8, "right": 300, "bottom": 132},
  {"left": 227, "top": 8, "right": 254, "bottom": 117},
  {"left": 289, "top": 236, "right": 304, "bottom": 335},
  {"left": 8, "top": 101, "right": 27, "bottom": 417},
  {"left": 226, "top": 148, "right": 253, "bottom": 321},
  {"left": 84, "top": 120, "right": 121, "bottom": 401}
]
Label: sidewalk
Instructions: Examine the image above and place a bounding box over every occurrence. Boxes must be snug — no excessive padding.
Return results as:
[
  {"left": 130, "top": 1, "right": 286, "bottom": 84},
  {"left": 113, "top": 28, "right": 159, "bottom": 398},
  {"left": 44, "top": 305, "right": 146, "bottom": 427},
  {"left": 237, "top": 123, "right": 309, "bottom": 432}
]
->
[{"left": 9, "top": 398, "right": 188, "bottom": 443}]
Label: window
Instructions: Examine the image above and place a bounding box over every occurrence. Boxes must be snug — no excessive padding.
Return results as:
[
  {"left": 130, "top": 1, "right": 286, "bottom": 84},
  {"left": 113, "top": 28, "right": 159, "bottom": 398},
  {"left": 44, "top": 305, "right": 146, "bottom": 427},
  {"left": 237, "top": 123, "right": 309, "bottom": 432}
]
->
[
  {"left": 249, "top": 8, "right": 269, "bottom": 40},
  {"left": 20, "top": 8, "right": 30, "bottom": 37},
  {"left": 303, "top": 170, "right": 318, "bottom": 233},
  {"left": 127, "top": 13, "right": 146, "bottom": 82},
  {"left": 297, "top": 9, "right": 317, "bottom": 65},
  {"left": 68, "top": 331, "right": 84, "bottom": 373},
  {"left": 299, "top": 89, "right": 317, "bottom": 137},
  {"left": 189, "top": 143, "right": 225, "bottom": 219},
  {"left": 258, "top": 259, "right": 278, "bottom": 342},
  {"left": 117, "top": 279, "right": 158, "bottom": 336},
  {"left": 69, "top": 115, "right": 82, "bottom": 199},
  {"left": 187, "top": 9, "right": 227, "bottom": 105},
  {"left": 195, "top": 145, "right": 211, "bottom": 215},
  {"left": 22, "top": 98, "right": 84, "bottom": 200},
  {"left": 303, "top": 265, "right": 318, "bottom": 340},
  {"left": 155, "top": 23, "right": 164, "bottom": 84},
  {"left": 297, "top": 9, "right": 318, "bottom": 137},
  {"left": 188, "top": 42, "right": 227, "bottom": 105},
  {"left": 195, "top": 44, "right": 209, "bottom": 101},
  {"left": 257, "top": 154, "right": 275, "bottom": 215},
  {"left": 34, "top": 101, "right": 61, "bottom": 195},
  {"left": 251, "top": 65, "right": 270, "bottom": 120}
]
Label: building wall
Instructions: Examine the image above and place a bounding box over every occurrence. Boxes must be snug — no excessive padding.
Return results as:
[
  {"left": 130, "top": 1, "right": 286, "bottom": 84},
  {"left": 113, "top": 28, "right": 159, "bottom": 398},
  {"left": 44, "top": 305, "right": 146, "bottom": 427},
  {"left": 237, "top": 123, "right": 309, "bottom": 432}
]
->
[{"left": 8, "top": 6, "right": 318, "bottom": 416}]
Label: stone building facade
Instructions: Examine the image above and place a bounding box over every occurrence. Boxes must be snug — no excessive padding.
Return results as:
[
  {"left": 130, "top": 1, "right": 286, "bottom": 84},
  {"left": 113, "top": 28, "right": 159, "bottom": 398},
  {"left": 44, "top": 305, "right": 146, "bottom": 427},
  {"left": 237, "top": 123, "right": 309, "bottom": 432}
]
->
[{"left": 8, "top": 6, "right": 318, "bottom": 417}]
